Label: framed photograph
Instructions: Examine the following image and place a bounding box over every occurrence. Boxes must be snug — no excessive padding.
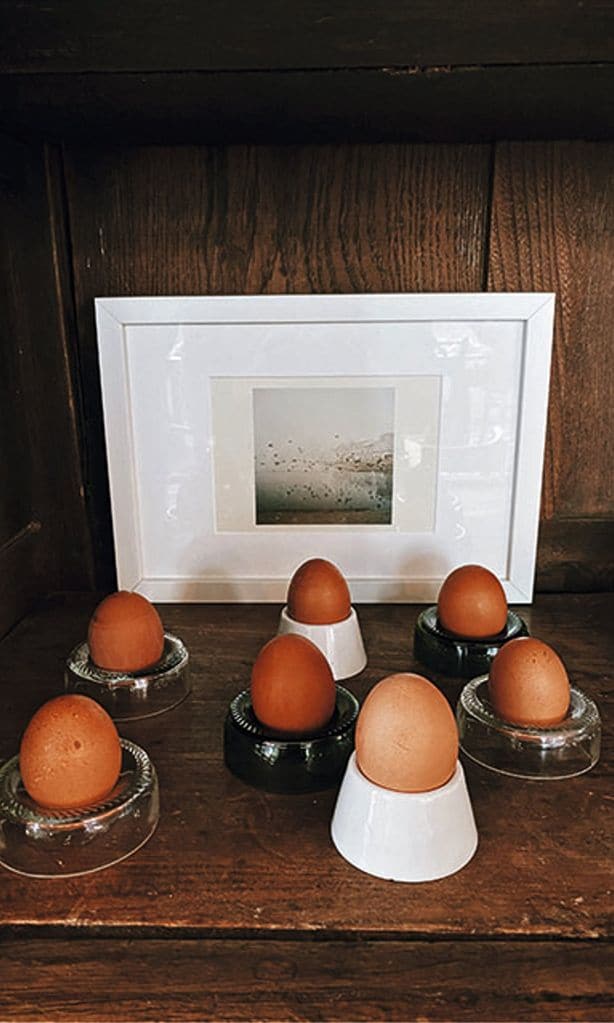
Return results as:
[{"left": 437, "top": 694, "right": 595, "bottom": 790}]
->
[{"left": 95, "top": 293, "right": 554, "bottom": 603}]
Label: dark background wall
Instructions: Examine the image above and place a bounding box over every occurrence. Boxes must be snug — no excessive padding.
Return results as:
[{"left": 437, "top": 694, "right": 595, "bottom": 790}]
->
[{"left": 1, "top": 2, "right": 613, "bottom": 635}]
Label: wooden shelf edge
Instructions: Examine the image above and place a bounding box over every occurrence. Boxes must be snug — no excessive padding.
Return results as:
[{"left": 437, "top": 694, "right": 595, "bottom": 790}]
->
[
  {"left": 1, "top": 64, "right": 613, "bottom": 144},
  {"left": 1, "top": 936, "right": 612, "bottom": 1022}
]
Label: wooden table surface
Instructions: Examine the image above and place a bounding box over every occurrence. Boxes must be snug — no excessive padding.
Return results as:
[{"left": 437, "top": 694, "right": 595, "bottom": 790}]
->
[{"left": 0, "top": 594, "right": 612, "bottom": 1021}]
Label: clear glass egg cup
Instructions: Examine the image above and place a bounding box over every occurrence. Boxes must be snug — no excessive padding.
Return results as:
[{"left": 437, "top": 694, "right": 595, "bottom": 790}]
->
[
  {"left": 0, "top": 739, "right": 159, "bottom": 877},
  {"left": 65, "top": 632, "right": 189, "bottom": 720},
  {"left": 457, "top": 675, "right": 601, "bottom": 780},
  {"left": 224, "top": 685, "right": 360, "bottom": 794},
  {"left": 414, "top": 606, "right": 529, "bottom": 678}
]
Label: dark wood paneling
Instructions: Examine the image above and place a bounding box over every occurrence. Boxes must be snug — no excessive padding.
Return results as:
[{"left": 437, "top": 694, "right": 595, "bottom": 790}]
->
[
  {"left": 0, "top": 524, "right": 43, "bottom": 640},
  {"left": 536, "top": 519, "right": 614, "bottom": 593},
  {"left": 0, "top": 263, "right": 33, "bottom": 545},
  {"left": 488, "top": 141, "right": 614, "bottom": 522},
  {"left": 0, "top": 135, "right": 93, "bottom": 635},
  {"left": 1, "top": 64, "right": 613, "bottom": 145},
  {"left": 1, "top": 0, "right": 613, "bottom": 72},
  {"left": 488, "top": 141, "right": 614, "bottom": 589},
  {"left": 6, "top": 137, "right": 611, "bottom": 593},
  {"left": 1, "top": 937, "right": 612, "bottom": 1022},
  {"left": 64, "top": 143, "right": 490, "bottom": 587},
  {"left": 0, "top": 596, "right": 611, "bottom": 937}
]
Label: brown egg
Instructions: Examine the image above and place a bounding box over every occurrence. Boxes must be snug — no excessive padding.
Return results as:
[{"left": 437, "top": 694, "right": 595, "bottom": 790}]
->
[
  {"left": 355, "top": 673, "right": 458, "bottom": 793},
  {"left": 20, "top": 695, "right": 122, "bottom": 810},
  {"left": 287, "top": 558, "right": 351, "bottom": 625},
  {"left": 488, "top": 637, "right": 570, "bottom": 726},
  {"left": 88, "top": 590, "right": 164, "bottom": 672},
  {"left": 437, "top": 564, "right": 508, "bottom": 639},
  {"left": 251, "top": 633, "right": 336, "bottom": 736}
]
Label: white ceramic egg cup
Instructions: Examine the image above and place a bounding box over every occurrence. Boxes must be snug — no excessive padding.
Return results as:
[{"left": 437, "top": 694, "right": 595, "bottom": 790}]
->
[
  {"left": 277, "top": 606, "right": 367, "bottom": 680},
  {"left": 331, "top": 753, "right": 478, "bottom": 883}
]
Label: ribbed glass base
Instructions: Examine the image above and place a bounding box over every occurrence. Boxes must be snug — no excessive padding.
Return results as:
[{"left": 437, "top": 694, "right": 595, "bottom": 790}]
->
[
  {"left": 224, "top": 686, "right": 359, "bottom": 794},
  {"left": 457, "top": 676, "right": 601, "bottom": 779},
  {"left": 414, "top": 606, "right": 529, "bottom": 678}
]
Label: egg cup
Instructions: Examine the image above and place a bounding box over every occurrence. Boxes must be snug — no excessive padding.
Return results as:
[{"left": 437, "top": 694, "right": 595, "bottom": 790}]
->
[
  {"left": 65, "top": 632, "right": 190, "bottom": 721},
  {"left": 331, "top": 753, "right": 478, "bottom": 882},
  {"left": 0, "top": 739, "right": 159, "bottom": 877},
  {"left": 277, "top": 606, "right": 367, "bottom": 680},
  {"left": 414, "top": 606, "right": 529, "bottom": 679},
  {"left": 224, "top": 686, "right": 359, "bottom": 794},
  {"left": 456, "top": 675, "right": 601, "bottom": 780}
]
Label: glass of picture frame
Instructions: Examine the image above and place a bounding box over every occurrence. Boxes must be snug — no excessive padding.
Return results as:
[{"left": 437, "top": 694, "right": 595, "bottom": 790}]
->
[{"left": 95, "top": 292, "right": 554, "bottom": 603}]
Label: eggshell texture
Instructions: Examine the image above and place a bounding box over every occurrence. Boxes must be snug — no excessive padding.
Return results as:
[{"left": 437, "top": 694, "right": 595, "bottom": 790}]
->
[
  {"left": 20, "top": 695, "right": 122, "bottom": 810},
  {"left": 88, "top": 590, "right": 164, "bottom": 672},
  {"left": 287, "top": 558, "right": 351, "bottom": 625},
  {"left": 437, "top": 564, "right": 508, "bottom": 639},
  {"left": 488, "top": 637, "right": 570, "bottom": 726},
  {"left": 355, "top": 673, "right": 458, "bottom": 793},
  {"left": 251, "top": 633, "right": 336, "bottom": 736}
]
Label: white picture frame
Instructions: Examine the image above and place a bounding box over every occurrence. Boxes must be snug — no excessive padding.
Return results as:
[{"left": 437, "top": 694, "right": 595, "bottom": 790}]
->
[{"left": 95, "top": 293, "right": 555, "bottom": 604}]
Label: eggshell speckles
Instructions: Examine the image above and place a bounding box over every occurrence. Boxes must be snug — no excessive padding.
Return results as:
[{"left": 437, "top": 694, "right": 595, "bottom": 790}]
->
[
  {"left": 355, "top": 673, "right": 458, "bottom": 793},
  {"left": 251, "top": 633, "right": 336, "bottom": 736},
  {"left": 287, "top": 559, "right": 351, "bottom": 625},
  {"left": 438, "top": 565, "right": 507, "bottom": 639},
  {"left": 20, "top": 695, "right": 122, "bottom": 810},
  {"left": 488, "top": 637, "right": 570, "bottom": 726},
  {"left": 88, "top": 591, "right": 164, "bottom": 672}
]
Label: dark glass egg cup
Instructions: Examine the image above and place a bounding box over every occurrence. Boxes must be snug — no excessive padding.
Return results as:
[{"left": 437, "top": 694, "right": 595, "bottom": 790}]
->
[
  {"left": 224, "top": 685, "right": 359, "bottom": 794},
  {"left": 457, "top": 675, "right": 601, "bottom": 780},
  {"left": 0, "top": 739, "right": 159, "bottom": 877},
  {"left": 65, "top": 633, "right": 190, "bottom": 721},
  {"left": 414, "top": 606, "right": 529, "bottom": 678}
]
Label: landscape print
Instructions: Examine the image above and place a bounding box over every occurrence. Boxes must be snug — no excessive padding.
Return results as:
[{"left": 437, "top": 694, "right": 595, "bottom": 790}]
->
[{"left": 253, "top": 386, "right": 395, "bottom": 525}]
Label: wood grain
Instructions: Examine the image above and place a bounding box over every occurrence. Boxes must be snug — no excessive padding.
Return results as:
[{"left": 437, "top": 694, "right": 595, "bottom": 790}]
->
[
  {"left": 0, "top": 596, "right": 611, "bottom": 939},
  {"left": 1, "top": 937, "right": 612, "bottom": 1022},
  {"left": 536, "top": 519, "right": 614, "bottom": 592},
  {"left": 0, "top": 312, "right": 31, "bottom": 550},
  {"left": 0, "top": 524, "right": 44, "bottom": 641},
  {"left": 0, "top": 136, "right": 93, "bottom": 636},
  {"left": 1, "top": 0, "right": 613, "bottom": 72},
  {"left": 1, "top": 65, "right": 613, "bottom": 145},
  {"left": 64, "top": 143, "right": 490, "bottom": 587},
  {"left": 3, "top": 135, "right": 612, "bottom": 608},
  {"left": 488, "top": 141, "right": 614, "bottom": 522}
]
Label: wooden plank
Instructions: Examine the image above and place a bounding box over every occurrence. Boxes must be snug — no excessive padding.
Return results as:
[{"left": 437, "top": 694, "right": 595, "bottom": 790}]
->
[
  {"left": 488, "top": 141, "right": 614, "bottom": 522},
  {"left": 0, "top": 315, "right": 32, "bottom": 550},
  {"left": 0, "top": 524, "right": 44, "bottom": 640},
  {"left": 64, "top": 142, "right": 490, "bottom": 588},
  {"left": 0, "top": 65, "right": 613, "bottom": 145},
  {"left": 0, "top": 596, "right": 611, "bottom": 938},
  {"left": 0, "top": 136, "right": 93, "bottom": 636},
  {"left": 1, "top": 937, "right": 612, "bottom": 1022},
  {"left": 0, "top": 139, "right": 40, "bottom": 559},
  {"left": 1, "top": 0, "right": 613, "bottom": 72},
  {"left": 536, "top": 519, "right": 614, "bottom": 592}
]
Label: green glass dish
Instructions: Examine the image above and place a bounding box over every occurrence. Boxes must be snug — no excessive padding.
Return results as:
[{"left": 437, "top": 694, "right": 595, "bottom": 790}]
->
[
  {"left": 224, "top": 685, "right": 359, "bottom": 794},
  {"left": 414, "top": 606, "right": 529, "bottom": 678}
]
